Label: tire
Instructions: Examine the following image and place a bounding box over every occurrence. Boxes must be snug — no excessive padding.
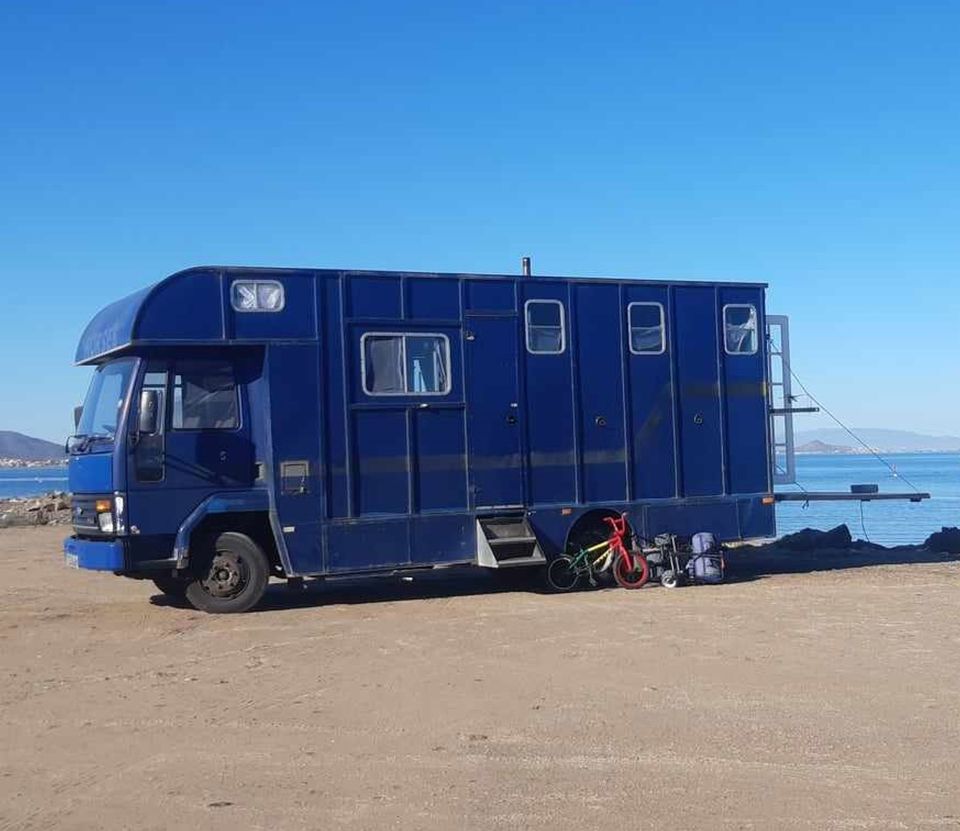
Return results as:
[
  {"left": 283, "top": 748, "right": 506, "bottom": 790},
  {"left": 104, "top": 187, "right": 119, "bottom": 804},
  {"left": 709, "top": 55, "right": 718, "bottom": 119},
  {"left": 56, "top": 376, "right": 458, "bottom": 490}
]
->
[
  {"left": 184, "top": 532, "right": 270, "bottom": 614},
  {"left": 151, "top": 574, "right": 189, "bottom": 597},
  {"left": 612, "top": 551, "right": 649, "bottom": 590},
  {"left": 546, "top": 556, "right": 579, "bottom": 592},
  {"left": 660, "top": 570, "right": 679, "bottom": 589}
]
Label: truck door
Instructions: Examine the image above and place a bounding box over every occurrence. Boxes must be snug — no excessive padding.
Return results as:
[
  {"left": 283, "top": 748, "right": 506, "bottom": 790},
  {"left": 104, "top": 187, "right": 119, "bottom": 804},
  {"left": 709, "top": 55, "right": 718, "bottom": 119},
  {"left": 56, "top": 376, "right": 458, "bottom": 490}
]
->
[
  {"left": 126, "top": 355, "right": 256, "bottom": 555},
  {"left": 464, "top": 315, "right": 523, "bottom": 508}
]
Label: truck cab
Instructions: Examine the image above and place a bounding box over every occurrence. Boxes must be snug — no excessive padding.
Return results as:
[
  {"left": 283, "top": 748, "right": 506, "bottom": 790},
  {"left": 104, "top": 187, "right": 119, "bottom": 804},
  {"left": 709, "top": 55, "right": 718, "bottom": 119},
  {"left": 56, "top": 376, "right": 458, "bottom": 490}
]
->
[{"left": 65, "top": 273, "right": 283, "bottom": 612}]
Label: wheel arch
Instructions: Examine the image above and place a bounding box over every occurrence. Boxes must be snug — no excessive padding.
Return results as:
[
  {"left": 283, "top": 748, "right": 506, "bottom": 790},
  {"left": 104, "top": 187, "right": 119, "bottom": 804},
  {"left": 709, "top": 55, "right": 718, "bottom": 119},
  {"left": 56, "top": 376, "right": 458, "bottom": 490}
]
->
[
  {"left": 173, "top": 491, "right": 289, "bottom": 575},
  {"left": 562, "top": 507, "right": 634, "bottom": 554}
]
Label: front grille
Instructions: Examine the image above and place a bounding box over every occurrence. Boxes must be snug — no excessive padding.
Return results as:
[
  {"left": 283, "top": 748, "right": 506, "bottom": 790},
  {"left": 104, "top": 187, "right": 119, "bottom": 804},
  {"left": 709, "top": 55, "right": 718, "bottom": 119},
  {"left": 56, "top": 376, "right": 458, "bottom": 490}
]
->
[{"left": 72, "top": 495, "right": 109, "bottom": 535}]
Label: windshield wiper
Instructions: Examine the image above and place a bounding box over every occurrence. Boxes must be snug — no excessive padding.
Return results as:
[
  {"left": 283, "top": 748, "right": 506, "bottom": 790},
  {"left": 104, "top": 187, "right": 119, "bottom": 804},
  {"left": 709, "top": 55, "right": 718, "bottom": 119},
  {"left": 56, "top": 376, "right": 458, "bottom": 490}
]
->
[{"left": 68, "top": 433, "right": 114, "bottom": 453}]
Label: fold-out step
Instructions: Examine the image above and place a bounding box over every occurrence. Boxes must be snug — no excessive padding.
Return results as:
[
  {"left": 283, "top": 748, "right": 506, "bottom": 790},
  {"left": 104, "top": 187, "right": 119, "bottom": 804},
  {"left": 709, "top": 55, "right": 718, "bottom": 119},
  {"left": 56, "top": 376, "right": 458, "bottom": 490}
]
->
[{"left": 476, "top": 515, "right": 546, "bottom": 569}]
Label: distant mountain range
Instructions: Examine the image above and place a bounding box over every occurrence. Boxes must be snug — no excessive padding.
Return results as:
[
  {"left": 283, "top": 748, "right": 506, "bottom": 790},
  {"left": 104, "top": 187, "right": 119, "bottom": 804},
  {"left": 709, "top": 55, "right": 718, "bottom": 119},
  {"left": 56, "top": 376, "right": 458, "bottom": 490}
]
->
[
  {"left": 0, "top": 431, "right": 66, "bottom": 461},
  {"left": 795, "top": 428, "right": 960, "bottom": 453}
]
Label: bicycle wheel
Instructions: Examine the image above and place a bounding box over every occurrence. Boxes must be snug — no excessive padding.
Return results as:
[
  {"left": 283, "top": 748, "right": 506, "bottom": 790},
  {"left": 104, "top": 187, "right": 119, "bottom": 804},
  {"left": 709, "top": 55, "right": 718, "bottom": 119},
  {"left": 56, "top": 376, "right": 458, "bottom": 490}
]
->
[
  {"left": 613, "top": 551, "right": 649, "bottom": 590},
  {"left": 546, "top": 556, "right": 579, "bottom": 592}
]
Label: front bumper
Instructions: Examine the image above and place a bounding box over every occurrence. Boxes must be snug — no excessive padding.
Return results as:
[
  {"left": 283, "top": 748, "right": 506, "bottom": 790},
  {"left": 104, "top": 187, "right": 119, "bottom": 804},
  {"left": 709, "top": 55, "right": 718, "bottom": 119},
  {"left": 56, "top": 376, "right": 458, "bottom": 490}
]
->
[{"left": 63, "top": 536, "right": 125, "bottom": 571}]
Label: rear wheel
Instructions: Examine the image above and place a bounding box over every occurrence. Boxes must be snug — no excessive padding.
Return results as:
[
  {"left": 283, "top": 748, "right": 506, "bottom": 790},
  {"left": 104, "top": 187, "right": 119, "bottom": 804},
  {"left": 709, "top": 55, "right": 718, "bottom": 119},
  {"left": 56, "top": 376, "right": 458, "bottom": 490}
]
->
[
  {"left": 612, "top": 551, "right": 649, "bottom": 590},
  {"left": 546, "top": 556, "right": 579, "bottom": 592},
  {"left": 184, "top": 532, "right": 270, "bottom": 614}
]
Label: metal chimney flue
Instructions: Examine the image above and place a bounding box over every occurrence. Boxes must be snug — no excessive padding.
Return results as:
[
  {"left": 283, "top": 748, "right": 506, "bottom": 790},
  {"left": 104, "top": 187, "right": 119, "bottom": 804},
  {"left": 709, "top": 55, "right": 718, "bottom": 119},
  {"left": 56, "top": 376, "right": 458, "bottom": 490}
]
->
[{"left": 521, "top": 256, "right": 532, "bottom": 277}]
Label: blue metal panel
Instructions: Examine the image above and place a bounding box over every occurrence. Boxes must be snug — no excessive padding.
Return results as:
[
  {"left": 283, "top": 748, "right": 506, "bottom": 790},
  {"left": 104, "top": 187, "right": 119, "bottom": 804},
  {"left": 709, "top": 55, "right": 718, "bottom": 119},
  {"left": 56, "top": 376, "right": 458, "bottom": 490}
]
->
[
  {"left": 230, "top": 272, "right": 317, "bottom": 341},
  {"left": 321, "top": 277, "right": 350, "bottom": 519},
  {"left": 68, "top": 451, "right": 113, "bottom": 493},
  {"left": 719, "top": 287, "right": 770, "bottom": 495},
  {"left": 410, "top": 514, "right": 474, "bottom": 563},
  {"left": 573, "top": 282, "right": 627, "bottom": 503},
  {"left": 521, "top": 281, "right": 577, "bottom": 504},
  {"left": 624, "top": 284, "right": 676, "bottom": 498},
  {"left": 413, "top": 408, "right": 467, "bottom": 511},
  {"left": 644, "top": 501, "right": 740, "bottom": 539},
  {"left": 348, "top": 274, "right": 402, "bottom": 318},
  {"left": 75, "top": 284, "right": 153, "bottom": 363},
  {"left": 407, "top": 277, "right": 460, "bottom": 319},
  {"left": 137, "top": 270, "right": 223, "bottom": 341},
  {"left": 353, "top": 409, "right": 409, "bottom": 515},
  {"left": 465, "top": 279, "right": 515, "bottom": 312},
  {"left": 326, "top": 518, "right": 411, "bottom": 571},
  {"left": 268, "top": 343, "right": 324, "bottom": 574},
  {"left": 64, "top": 537, "right": 125, "bottom": 571},
  {"left": 673, "top": 286, "right": 724, "bottom": 496},
  {"left": 738, "top": 497, "right": 775, "bottom": 537}
]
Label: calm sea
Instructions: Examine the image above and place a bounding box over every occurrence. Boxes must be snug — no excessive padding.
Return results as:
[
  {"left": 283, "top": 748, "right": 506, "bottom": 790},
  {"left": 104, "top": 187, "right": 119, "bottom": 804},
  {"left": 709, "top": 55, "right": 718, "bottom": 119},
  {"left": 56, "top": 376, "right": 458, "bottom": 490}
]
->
[
  {"left": 1, "top": 455, "right": 956, "bottom": 546},
  {"left": 0, "top": 466, "right": 69, "bottom": 499},
  {"left": 778, "top": 452, "right": 960, "bottom": 546}
]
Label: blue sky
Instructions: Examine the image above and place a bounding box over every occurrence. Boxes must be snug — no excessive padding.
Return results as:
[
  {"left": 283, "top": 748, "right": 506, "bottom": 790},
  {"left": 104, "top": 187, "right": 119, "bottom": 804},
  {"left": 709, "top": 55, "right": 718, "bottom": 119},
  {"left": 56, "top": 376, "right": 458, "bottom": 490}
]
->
[{"left": 1, "top": 0, "right": 958, "bottom": 442}]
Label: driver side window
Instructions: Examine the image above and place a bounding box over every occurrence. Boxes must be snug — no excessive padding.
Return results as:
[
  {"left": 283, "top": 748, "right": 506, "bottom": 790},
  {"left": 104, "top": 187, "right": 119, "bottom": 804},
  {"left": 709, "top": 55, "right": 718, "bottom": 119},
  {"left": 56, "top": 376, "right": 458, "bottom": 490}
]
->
[{"left": 171, "top": 360, "right": 239, "bottom": 430}]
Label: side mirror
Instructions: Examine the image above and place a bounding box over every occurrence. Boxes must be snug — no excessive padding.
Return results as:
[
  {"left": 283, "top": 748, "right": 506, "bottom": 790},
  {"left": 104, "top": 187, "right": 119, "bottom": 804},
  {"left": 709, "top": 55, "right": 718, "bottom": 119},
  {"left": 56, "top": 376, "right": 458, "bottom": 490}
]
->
[
  {"left": 138, "top": 389, "right": 161, "bottom": 434},
  {"left": 73, "top": 405, "right": 83, "bottom": 429}
]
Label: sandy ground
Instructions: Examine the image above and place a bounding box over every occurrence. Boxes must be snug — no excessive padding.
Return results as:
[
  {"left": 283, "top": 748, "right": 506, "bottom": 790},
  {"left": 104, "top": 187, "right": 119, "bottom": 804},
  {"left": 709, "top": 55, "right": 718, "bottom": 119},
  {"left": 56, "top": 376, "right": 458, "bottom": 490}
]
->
[{"left": 1, "top": 527, "right": 959, "bottom": 830}]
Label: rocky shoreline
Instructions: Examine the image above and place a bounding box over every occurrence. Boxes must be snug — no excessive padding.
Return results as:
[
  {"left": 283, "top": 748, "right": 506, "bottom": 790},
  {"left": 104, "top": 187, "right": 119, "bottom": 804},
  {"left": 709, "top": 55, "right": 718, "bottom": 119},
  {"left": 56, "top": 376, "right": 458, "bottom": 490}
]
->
[
  {"left": 0, "top": 491, "right": 71, "bottom": 527},
  {"left": 0, "top": 458, "right": 66, "bottom": 469}
]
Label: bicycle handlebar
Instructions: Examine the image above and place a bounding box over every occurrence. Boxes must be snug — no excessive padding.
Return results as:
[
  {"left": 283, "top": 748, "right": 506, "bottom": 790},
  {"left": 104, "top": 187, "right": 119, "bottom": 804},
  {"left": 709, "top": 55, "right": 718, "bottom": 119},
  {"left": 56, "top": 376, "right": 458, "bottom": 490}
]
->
[{"left": 601, "top": 513, "right": 629, "bottom": 538}]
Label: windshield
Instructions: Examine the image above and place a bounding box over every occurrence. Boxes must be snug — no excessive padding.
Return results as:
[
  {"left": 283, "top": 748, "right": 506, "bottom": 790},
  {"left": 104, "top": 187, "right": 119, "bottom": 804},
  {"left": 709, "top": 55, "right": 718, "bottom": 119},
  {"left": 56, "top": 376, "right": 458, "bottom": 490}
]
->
[{"left": 77, "top": 359, "right": 137, "bottom": 440}]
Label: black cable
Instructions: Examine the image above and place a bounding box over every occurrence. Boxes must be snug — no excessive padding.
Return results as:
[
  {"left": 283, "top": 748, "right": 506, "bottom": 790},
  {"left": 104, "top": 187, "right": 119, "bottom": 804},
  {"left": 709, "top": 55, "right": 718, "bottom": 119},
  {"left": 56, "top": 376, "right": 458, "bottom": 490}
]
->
[{"left": 772, "top": 342, "right": 924, "bottom": 495}]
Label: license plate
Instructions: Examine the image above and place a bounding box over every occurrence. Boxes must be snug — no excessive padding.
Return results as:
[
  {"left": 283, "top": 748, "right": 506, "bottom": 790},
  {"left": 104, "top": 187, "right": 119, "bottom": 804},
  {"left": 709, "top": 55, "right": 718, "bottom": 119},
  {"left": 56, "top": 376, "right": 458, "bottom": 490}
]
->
[{"left": 64, "top": 551, "right": 79, "bottom": 569}]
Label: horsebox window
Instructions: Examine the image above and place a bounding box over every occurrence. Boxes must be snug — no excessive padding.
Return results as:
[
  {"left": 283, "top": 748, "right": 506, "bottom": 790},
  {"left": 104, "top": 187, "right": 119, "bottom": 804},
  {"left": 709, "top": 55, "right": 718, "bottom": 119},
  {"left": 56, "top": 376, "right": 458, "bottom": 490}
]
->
[
  {"left": 723, "top": 304, "right": 758, "bottom": 355},
  {"left": 362, "top": 333, "right": 451, "bottom": 396},
  {"left": 231, "top": 279, "right": 285, "bottom": 312},
  {"left": 525, "top": 300, "right": 566, "bottom": 354},
  {"left": 627, "top": 302, "right": 666, "bottom": 354}
]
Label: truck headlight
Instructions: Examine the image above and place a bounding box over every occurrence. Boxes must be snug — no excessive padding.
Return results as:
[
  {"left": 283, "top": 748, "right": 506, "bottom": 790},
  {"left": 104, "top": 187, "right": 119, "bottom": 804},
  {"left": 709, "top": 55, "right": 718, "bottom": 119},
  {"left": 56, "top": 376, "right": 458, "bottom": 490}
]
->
[{"left": 95, "top": 498, "right": 114, "bottom": 533}]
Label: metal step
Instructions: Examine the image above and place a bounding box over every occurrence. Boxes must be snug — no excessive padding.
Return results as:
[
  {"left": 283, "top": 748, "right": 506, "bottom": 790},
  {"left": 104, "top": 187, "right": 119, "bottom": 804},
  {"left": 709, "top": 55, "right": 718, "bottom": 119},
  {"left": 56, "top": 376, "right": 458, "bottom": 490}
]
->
[
  {"left": 488, "top": 535, "right": 538, "bottom": 546},
  {"left": 491, "top": 554, "right": 547, "bottom": 568},
  {"left": 476, "top": 515, "right": 545, "bottom": 568}
]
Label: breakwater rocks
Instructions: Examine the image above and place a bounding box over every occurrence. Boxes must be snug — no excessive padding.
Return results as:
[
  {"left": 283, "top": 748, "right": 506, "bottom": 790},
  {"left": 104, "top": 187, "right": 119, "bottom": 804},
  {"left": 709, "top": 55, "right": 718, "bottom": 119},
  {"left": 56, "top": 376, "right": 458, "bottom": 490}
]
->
[{"left": 0, "top": 491, "right": 71, "bottom": 527}]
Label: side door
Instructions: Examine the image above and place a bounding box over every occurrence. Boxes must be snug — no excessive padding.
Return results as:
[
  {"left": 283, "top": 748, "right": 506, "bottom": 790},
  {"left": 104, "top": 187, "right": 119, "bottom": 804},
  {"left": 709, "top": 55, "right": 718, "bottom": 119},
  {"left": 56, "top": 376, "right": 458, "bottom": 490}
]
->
[
  {"left": 464, "top": 315, "right": 524, "bottom": 508},
  {"left": 673, "top": 286, "right": 724, "bottom": 497}
]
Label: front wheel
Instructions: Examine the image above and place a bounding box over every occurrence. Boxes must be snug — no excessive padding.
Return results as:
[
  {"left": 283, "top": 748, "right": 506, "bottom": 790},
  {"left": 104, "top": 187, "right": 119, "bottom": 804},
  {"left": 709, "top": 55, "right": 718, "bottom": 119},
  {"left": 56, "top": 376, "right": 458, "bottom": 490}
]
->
[
  {"left": 184, "top": 532, "right": 270, "bottom": 614},
  {"left": 546, "top": 556, "right": 579, "bottom": 592},
  {"left": 612, "top": 551, "right": 649, "bottom": 590},
  {"left": 151, "top": 574, "right": 189, "bottom": 597}
]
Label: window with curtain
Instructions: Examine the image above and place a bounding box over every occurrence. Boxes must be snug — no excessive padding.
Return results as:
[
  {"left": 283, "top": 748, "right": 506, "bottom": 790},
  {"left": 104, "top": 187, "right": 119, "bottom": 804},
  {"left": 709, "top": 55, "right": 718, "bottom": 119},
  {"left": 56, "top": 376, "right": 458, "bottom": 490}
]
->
[
  {"left": 362, "top": 333, "right": 450, "bottom": 395},
  {"left": 628, "top": 302, "right": 666, "bottom": 354},
  {"left": 723, "top": 305, "right": 758, "bottom": 355},
  {"left": 525, "top": 300, "right": 565, "bottom": 354}
]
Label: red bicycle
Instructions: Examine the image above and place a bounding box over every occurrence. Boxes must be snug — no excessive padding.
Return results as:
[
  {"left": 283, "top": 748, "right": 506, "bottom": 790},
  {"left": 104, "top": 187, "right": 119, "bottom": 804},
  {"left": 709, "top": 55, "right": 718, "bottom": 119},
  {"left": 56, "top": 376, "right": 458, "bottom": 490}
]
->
[
  {"left": 546, "top": 513, "right": 650, "bottom": 591},
  {"left": 603, "top": 514, "right": 649, "bottom": 589}
]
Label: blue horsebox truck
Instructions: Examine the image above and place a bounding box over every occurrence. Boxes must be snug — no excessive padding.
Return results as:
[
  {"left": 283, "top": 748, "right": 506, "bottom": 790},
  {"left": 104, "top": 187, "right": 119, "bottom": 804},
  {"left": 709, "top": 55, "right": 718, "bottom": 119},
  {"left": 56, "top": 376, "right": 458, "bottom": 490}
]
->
[{"left": 63, "top": 264, "right": 803, "bottom": 612}]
